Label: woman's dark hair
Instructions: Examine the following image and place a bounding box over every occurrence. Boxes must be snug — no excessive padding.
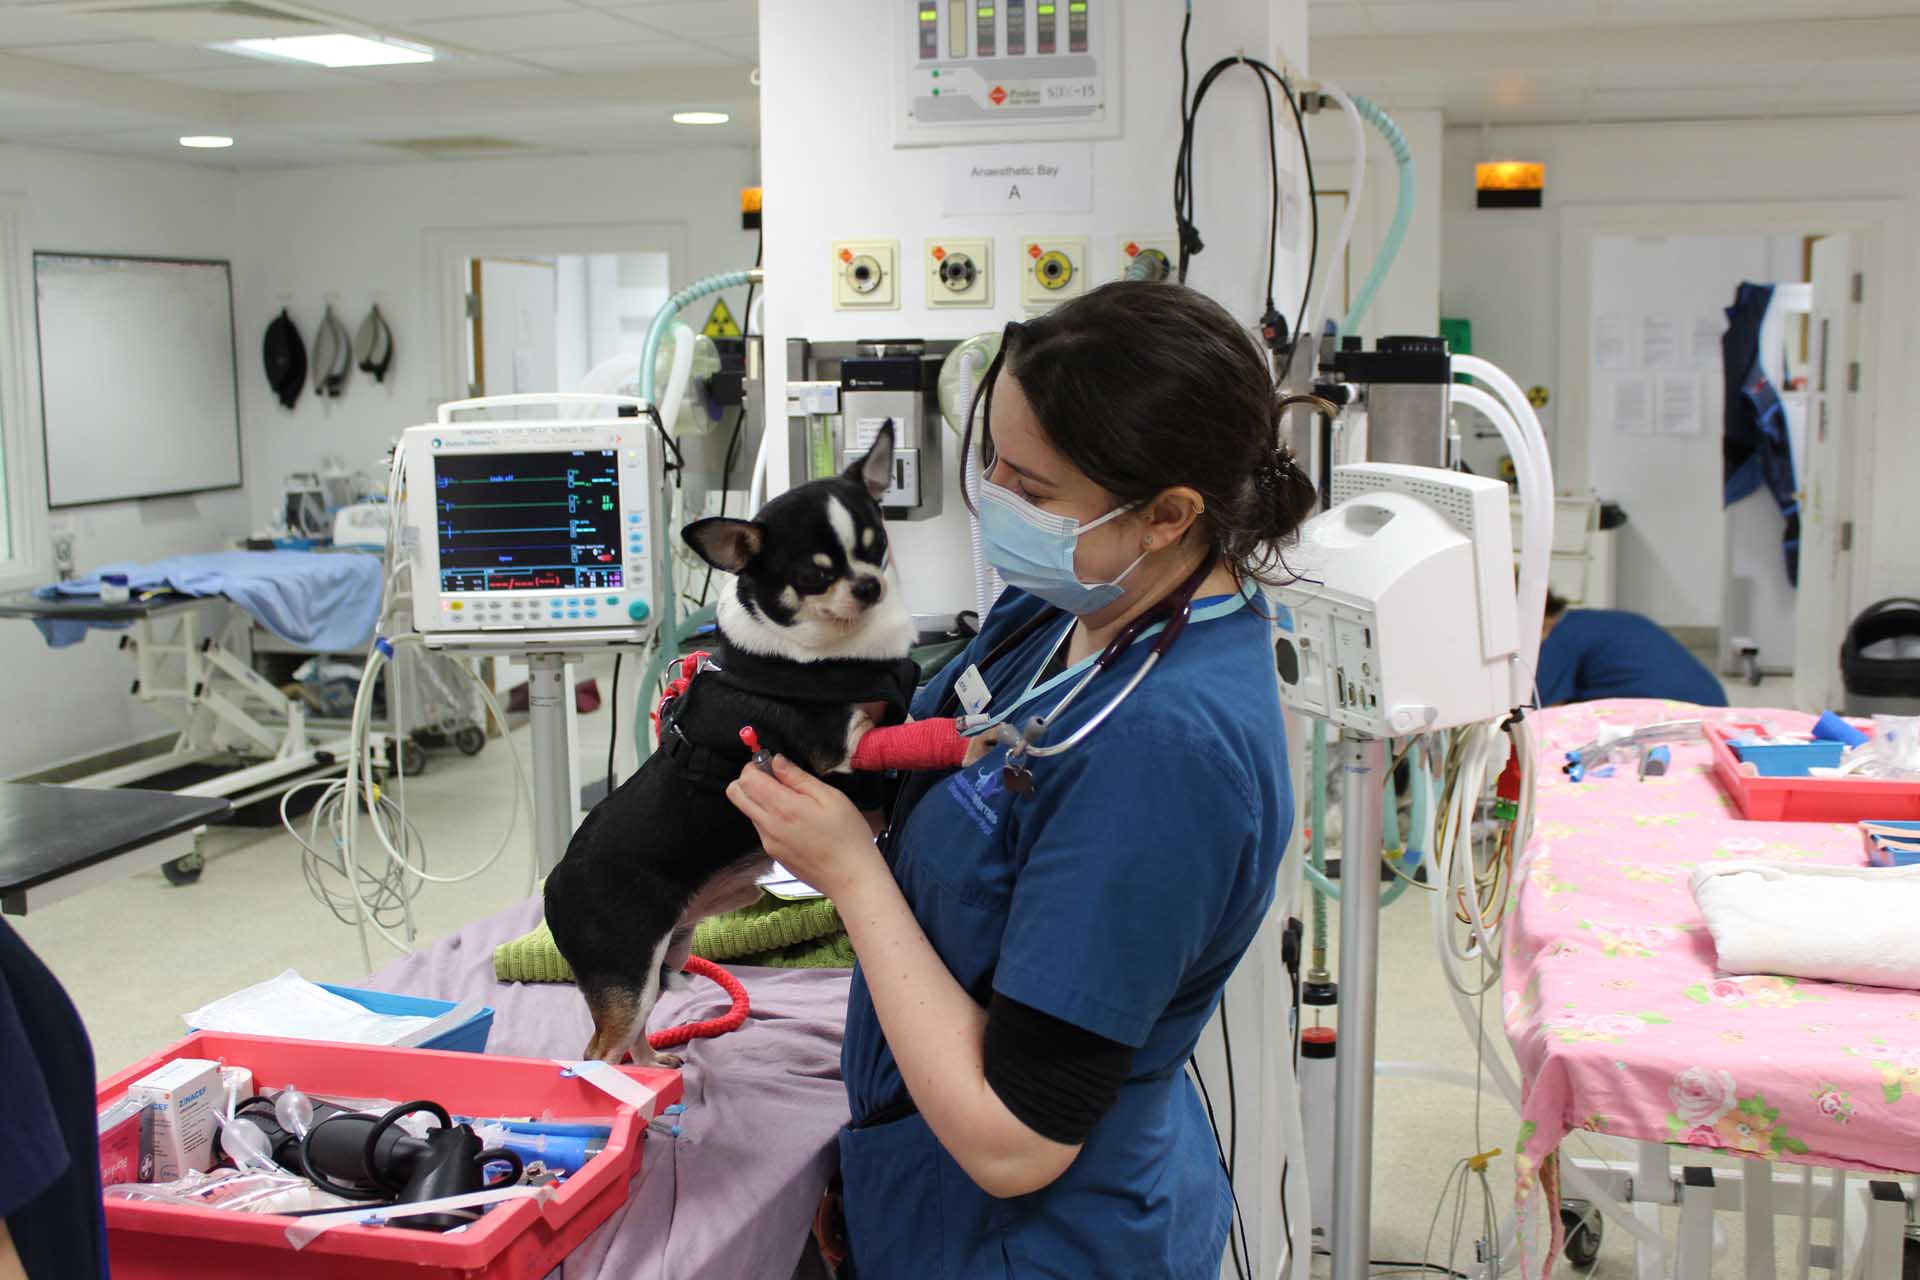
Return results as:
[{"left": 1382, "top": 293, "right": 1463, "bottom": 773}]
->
[
  {"left": 962, "top": 281, "right": 1317, "bottom": 586},
  {"left": 1545, "top": 590, "right": 1569, "bottom": 620}
]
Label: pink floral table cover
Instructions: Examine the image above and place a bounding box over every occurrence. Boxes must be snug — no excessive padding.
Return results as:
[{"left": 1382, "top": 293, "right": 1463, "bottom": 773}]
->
[{"left": 1504, "top": 700, "right": 1920, "bottom": 1267}]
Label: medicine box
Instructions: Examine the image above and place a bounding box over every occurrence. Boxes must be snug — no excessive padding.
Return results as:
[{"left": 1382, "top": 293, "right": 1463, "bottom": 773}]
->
[
  {"left": 97, "top": 1097, "right": 154, "bottom": 1185},
  {"left": 126, "top": 1057, "right": 221, "bottom": 1181}
]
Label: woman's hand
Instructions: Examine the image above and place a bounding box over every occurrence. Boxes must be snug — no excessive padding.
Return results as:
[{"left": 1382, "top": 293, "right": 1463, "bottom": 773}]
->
[{"left": 727, "top": 756, "right": 886, "bottom": 898}]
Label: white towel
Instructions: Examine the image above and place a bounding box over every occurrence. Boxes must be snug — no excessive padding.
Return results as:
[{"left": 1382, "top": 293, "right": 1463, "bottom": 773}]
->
[{"left": 1691, "top": 860, "right": 1920, "bottom": 990}]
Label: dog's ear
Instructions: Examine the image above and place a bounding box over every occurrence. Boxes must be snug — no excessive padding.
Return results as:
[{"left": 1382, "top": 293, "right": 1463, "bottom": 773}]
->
[
  {"left": 682, "top": 518, "right": 765, "bottom": 574},
  {"left": 846, "top": 421, "right": 895, "bottom": 502}
]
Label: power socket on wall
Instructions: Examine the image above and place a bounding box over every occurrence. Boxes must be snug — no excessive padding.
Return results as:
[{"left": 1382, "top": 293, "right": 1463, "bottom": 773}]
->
[
  {"left": 1019, "top": 236, "right": 1089, "bottom": 312},
  {"left": 924, "top": 237, "right": 992, "bottom": 308},
  {"left": 832, "top": 240, "right": 900, "bottom": 310}
]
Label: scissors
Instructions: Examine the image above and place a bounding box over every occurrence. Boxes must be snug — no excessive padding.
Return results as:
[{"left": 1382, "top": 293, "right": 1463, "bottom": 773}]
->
[{"left": 941, "top": 555, "right": 1218, "bottom": 796}]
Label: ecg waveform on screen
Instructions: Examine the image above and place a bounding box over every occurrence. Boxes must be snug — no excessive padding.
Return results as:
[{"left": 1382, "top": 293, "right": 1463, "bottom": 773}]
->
[{"left": 434, "top": 449, "right": 626, "bottom": 593}]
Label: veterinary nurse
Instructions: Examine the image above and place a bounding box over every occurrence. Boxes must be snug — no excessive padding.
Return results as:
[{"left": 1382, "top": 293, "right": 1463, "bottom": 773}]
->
[{"left": 728, "top": 282, "right": 1315, "bottom": 1278}]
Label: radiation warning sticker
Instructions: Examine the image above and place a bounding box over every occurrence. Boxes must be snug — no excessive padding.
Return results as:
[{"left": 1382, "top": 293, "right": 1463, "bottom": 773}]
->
[
  {"left": 1527, "top": 384, "right": 1551, "bottom": 408},
  {"left": 702, "top": 298, "right": 741, "bottom": 339}
]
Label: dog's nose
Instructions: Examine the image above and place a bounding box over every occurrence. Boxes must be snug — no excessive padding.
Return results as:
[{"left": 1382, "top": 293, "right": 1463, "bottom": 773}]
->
[{"left": 852, "top": 576, "right": 882, "bottom": 605}]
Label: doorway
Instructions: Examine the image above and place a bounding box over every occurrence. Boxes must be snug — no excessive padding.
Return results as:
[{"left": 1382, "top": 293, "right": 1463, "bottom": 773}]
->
[{"left": 463, "top": 252, "right": 671, "bottom": 405}]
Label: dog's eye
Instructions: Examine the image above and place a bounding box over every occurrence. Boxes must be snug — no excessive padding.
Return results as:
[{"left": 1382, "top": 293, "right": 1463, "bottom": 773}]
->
[{"left": 794, "top": 568, "right": 834, "bottom": 592}]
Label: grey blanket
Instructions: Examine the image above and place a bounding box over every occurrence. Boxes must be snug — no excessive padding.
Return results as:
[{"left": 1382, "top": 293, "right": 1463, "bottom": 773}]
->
[{"left": 368, "top": 895, "right": 851, "bottom": 1279}]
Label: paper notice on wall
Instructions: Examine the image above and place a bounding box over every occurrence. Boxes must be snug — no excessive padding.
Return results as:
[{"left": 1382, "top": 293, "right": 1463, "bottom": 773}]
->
[
  {"left": 1641, "top": 313, "right": 1681, "bottom": 369},
  {"left": 1593, "top": 314, "right": 1631, "bottom": 370},
  {"left": 943, "top": 144, "right": 1093, "bottom": 215},
  {"left": 1658, "top": 373, "right": 1702, "bottom": 436},
  {"left": 1691, "top": 312, "right": 1725, "bottom": 368},
  {"left": 1613, "top": 374, "right": 1653, "bottom": 435}
]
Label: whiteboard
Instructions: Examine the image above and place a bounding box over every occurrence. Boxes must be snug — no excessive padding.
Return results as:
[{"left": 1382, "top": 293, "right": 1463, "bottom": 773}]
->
[{"left": 34, "top": 253, "right": 242, "bottom": 508}]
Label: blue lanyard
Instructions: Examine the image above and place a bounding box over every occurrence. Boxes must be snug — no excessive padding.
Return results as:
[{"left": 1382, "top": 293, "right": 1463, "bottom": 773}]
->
[{"left": 963, "top": 591, "right": 1251, "bottom": 736}]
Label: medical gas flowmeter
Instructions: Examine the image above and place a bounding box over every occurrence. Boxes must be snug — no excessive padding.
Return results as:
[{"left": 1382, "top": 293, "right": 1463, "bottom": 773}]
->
[
  {"left": 401, "top": 401, "right": 664, "bottom": 641},
  {"left": 1272, "top": 464, "right": 1520, "bottom": 736},
  {"left": 840, "top": 354, "right": 943, "bottom": 520}
]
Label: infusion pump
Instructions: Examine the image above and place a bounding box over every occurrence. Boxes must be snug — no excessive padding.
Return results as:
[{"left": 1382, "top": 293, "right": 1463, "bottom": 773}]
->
[{"left": 401, "top": 399, "right": 664, "bottom": 641}]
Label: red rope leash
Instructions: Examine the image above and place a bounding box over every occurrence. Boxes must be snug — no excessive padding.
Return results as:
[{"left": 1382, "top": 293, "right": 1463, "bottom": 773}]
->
[{"left": 646, "top": 955, "right": 749, "bottom": 1050}]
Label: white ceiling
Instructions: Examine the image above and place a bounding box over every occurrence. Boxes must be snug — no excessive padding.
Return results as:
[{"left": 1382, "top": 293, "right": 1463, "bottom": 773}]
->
[
  {"left": 6, "top": 2, "right": 1920, "bottom": 169},
  {"left": 1310, "top": 0, "right": 1920, "bottom": 126},
  {"left": 0, "top": 0, "right": 761, "bottom": 169}
]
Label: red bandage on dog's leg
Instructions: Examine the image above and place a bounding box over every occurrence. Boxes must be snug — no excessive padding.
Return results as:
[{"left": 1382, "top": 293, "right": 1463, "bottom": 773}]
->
[{"left": 850, "top": 718, "right": 970, "bottom": 771}]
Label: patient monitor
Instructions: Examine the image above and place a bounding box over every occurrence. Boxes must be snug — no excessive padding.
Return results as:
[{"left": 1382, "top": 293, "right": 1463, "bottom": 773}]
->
[
  {"left": 401, "top": 399, "right": 665, "bottom": 641},
  {"left": 1271, "top": 463, "right": 1521, "bottom": 736}
]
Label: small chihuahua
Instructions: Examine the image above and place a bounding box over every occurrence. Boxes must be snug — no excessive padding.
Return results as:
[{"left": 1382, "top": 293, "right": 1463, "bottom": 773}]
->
[{"left": 544, "top": 426, "right": 918, "bottom": 1065}]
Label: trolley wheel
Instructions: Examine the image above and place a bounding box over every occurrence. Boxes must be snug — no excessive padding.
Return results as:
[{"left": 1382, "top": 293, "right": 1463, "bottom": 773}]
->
[
  {"left": 1561, "top": 1202, "right": 1602, "bottom": 1270},
  {"left": 162, "top": 849, "right": 204, "bottom": 886},
  {"left": 454, "top": 725, "right": 487, "bottom": 757},
  {"left": 392, "top": 738, "right": 428, "bottom": 777}
]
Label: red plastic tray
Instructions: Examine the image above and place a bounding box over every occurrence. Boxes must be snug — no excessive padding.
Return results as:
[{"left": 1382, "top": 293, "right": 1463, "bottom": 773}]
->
[
  {"left": 1707, "top": 724, "right": 1920, "bottom": 822},
  {"left": 96, "top": 1032, "right": 680, "bottom": 1280}
]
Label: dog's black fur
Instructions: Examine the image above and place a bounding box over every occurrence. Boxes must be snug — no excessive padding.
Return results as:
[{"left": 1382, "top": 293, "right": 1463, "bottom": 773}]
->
[{"left": 544, "top": 427, "right": 916, "bottom": 1064}]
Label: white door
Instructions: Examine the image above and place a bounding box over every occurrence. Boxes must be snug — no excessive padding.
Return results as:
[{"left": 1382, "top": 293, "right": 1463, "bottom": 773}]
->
[
  {"left": 468, "top": 258, "right": 558, "bottom": 417},
  {"left": 1794, "top": 235, "right": 1864, "bottom": 712}
]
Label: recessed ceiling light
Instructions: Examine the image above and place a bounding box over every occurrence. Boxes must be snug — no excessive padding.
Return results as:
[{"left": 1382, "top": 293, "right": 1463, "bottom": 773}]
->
[
  {"left": 223, "top": 34, "right": 434, "bottom": 68},
  {"left": 179, "top": 135, "right": 234, "bottom": 149},
  {"left": 672, "top": 111, "right": 730, "bottom": 126}
]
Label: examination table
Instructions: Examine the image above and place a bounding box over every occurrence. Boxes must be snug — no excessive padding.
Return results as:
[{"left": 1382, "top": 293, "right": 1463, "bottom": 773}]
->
[{"left": 368, "top": 894, "right": 850, "bottom": 1279}]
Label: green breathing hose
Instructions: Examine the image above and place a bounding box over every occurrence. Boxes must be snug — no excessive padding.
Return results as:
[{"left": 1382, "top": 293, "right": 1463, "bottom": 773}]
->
[
  {"left": 1309, "top": 721, "right": 1329, "bottom": 969},
  {"left": 1303, "top": 728, "right": 1428, "bottom": 930},
  {"left": 1338, "top": 95, "right": 1413, "bottom": 338},
  {"left": 638, "top": 269, "right": 757, "bottom": 405},
  {"left": 630, "top": 268, "right": 758, "bottom": 763}
]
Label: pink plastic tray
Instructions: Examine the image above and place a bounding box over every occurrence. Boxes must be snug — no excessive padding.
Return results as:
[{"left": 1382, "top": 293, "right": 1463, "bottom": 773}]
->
[
  {"left": 1707, "top": 724, "right": 1920, "bottom": 822},
  {"left": 96, "top": 1031, "right": 680, "bottom": 1280}
]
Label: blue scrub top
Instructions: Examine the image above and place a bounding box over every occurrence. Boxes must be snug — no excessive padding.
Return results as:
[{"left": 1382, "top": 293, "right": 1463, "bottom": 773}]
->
[
  {"left": 1536, "top": 608, "right": 1728, "bottom": 708},
  {"left": 840, "top": 587, "right": 1293, "bottom": 1280}
]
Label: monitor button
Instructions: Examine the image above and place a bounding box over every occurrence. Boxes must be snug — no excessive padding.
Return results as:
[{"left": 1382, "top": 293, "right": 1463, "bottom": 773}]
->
[{"left": 627, "top": 600, "right": 651, "bottom": 622}]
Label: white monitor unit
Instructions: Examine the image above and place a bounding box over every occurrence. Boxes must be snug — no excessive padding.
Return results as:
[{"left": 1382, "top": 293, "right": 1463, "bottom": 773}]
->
[
  {"left": 402, "top": 402, "right": 663, "bottom": 641},
  {"left": 1271, "top": 464, "right": 1520, "bottom": 736}
]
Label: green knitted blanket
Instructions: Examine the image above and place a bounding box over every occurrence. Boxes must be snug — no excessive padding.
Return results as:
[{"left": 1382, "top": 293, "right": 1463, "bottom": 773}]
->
[{"left": 494, "top": 892, "right": 852, "bottom": 982}]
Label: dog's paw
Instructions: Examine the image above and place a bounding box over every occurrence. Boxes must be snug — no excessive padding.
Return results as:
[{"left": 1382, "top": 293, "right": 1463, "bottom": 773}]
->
[
  {"left": 646, "top": 1050, "right": 684, "bottom": 1070},
  {"left": 659, "top": 969, "right": 691, "bottom": 993}
]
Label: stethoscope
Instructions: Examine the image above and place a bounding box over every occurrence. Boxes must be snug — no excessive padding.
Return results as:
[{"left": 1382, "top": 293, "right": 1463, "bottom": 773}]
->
[{"left": 936, "top": 555, "right": 1221, "bottom": 796}]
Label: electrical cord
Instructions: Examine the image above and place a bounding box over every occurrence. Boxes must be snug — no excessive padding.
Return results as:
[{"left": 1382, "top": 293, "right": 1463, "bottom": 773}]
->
[
  {"left": 607, "top": 653, "right": 622, "bottom": 796},
  {"left": 1218, "top": 996, "right": 1253, "bottom": 1278},
  {"left": 698, "top": 404, "right": 750, "bottom": 607},
  {"left": 1188, "top": 1053, "right": 1249, "bottom": 1280},
  {"left": 1170, "top": 33, "right": 1318, "bottom": 367},
  {"left": 285, "top": 445, "right": 538, "bottom": 964}
]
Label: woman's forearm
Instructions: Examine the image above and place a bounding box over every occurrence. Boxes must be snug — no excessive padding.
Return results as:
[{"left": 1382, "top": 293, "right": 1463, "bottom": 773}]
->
[{"left": 834, "top": 857, "right": 1080, "bottom": 1198}]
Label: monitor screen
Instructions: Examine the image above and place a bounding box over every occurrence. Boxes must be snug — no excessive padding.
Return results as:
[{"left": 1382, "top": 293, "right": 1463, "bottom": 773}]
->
[{"left": 434, "top": 449, "right": 624, "bottom": 593}]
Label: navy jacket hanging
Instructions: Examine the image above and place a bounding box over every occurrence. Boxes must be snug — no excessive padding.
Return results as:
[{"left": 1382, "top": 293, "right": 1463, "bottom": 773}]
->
[{"left": 1721, "top": 281, "right": 1799, "bottom": 586}]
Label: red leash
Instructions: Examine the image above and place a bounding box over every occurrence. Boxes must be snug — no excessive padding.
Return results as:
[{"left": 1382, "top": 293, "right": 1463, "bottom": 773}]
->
[{"left": 646, "top": 955, "right": 749, "bottom": 1050}]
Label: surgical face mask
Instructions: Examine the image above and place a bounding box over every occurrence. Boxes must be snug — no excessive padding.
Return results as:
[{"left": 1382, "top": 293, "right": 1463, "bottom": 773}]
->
[{"left": 978, "top": 477, "right": 1148, "bottom": 616}]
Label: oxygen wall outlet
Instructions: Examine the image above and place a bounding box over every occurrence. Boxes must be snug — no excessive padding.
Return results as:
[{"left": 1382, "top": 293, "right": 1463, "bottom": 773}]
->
[
  {"left": 1117, "top": 234, "right": 1178, "bottom": 283},
  {"left": 832, "top": 240, "right": 899, "bottom": 310},
  {"left": 1020, "top": 236, "right": 1089, "bottom": 312},
  {"left": 925, "top": 237, "right": 992, "bottom": 308}
]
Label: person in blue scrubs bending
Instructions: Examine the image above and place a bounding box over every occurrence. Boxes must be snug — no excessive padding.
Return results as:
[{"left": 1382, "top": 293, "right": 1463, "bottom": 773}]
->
[
  {"left": 1536, "top": 592, "right": 1728, "bottom": 707},
  {"left": 728, "top": 282, "right": 1316, "bottom": 1279}
]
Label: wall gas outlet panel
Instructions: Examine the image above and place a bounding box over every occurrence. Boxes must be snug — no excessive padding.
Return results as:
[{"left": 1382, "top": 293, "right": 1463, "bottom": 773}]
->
[
  {"left": 893, "top": 0, "right": 1121, "bottom": 147},
  {"left": 1116, "top": 234, "right": 1178, "bottom": 283},
  {"left": 832, "top": 240, "right": 900, "bottom": 311},
  {"left": 925, "top": 237, "right": 993, "bottom": 308},
  {"left": 1020, "top": 235, "right": 1088, "bottom": 311}
]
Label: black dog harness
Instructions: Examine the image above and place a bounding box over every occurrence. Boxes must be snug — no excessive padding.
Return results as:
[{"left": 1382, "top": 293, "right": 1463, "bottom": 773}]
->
[{"left": 657, "top": 642, "right": 920, "bottom": 791}]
